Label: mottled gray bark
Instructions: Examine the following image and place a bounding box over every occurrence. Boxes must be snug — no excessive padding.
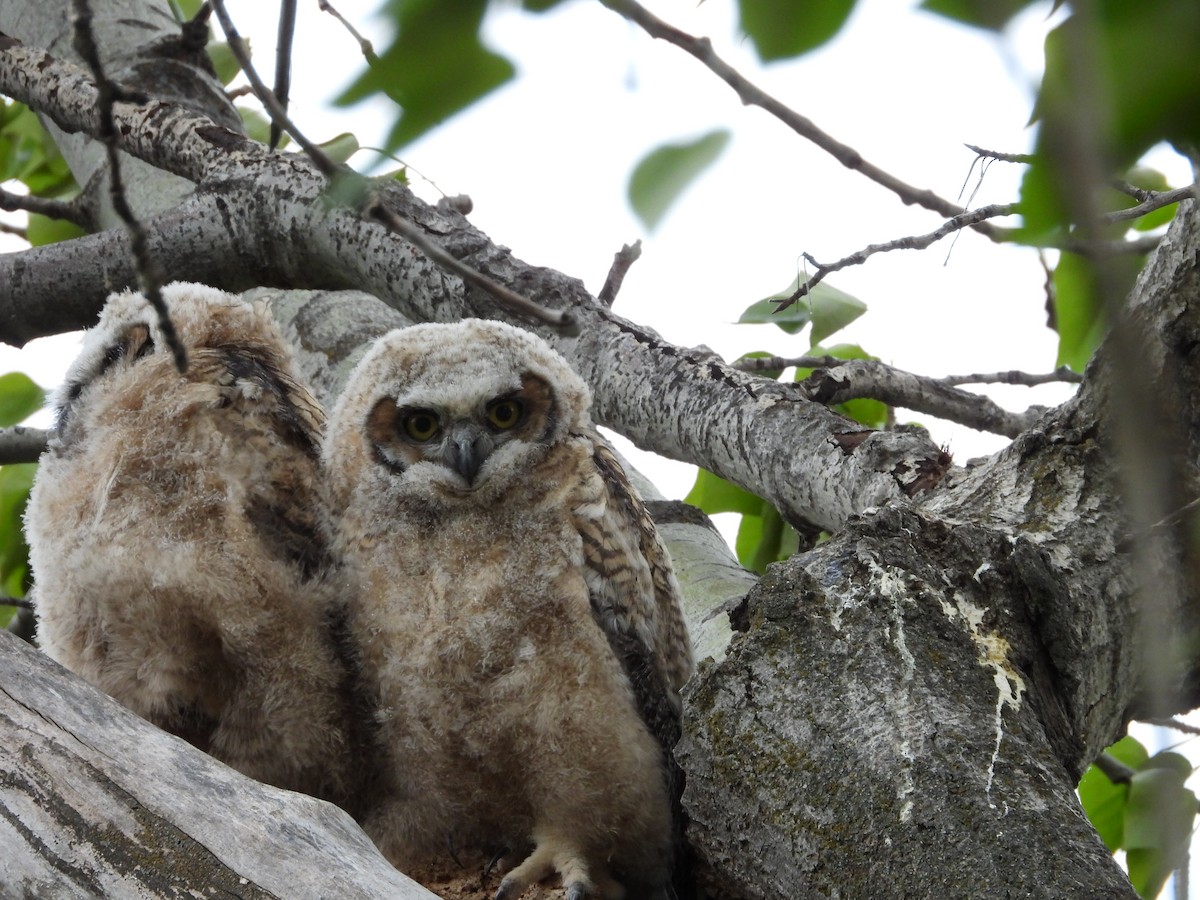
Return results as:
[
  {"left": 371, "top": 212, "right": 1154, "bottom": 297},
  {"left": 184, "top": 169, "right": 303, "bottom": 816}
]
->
[
  {"left": 676, "top": 193, "right": 1200, "bottom": 899},
  {"left": 0, "top": 12, "right": 947, "bottom": 534},
  {"left": 0, "top": 632, "right": 437, "bottom": 899},
  {"left": 2, "top": 0, "right": 1197, "bottom": 898}
]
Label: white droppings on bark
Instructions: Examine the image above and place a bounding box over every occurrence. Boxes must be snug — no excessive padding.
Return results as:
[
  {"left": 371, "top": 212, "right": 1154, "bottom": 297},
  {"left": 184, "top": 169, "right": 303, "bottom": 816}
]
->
[{"left": 939, "top": 592, "right": 1027, "bottom": 807}]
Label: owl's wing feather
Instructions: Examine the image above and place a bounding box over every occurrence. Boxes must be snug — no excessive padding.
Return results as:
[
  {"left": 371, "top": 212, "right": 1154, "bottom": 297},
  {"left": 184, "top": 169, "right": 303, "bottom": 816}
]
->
[{"left": 574, "top": 431, "right": 694, "bottom": 731}]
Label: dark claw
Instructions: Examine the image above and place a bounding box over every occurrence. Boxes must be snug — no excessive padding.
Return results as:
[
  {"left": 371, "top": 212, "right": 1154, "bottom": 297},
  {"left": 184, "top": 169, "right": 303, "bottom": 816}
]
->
[
  {"left": 483, "top": 847, "right": 510, "bottom": 879},
  {"left": 565, "top": 882, "right": 589, "bottom": 900}
]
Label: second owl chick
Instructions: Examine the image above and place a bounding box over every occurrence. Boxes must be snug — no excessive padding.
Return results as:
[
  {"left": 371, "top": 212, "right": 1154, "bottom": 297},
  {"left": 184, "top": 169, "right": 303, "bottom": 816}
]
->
[
  {"left": 323, "top": 319, "right": 694, "bottom": 900},
  {"left": 26, "top": 283, "right": 363, "bottom": 810}
]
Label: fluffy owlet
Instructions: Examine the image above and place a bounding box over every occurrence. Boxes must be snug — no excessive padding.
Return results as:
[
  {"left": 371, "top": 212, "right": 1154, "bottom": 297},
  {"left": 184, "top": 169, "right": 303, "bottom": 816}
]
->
[
  {"left": 322, "top": 318, "right": 695, "bottom": 899},
  {"left": 26, "top": 283, "right": 363, "bottom": 810}
]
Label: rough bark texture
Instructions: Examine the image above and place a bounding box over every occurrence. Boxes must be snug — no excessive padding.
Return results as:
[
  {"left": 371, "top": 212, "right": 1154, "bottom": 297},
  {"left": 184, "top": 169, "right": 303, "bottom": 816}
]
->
[
  {"left": 0, "top": 3, "right": 949, "bottom": 534},
  {"left": 2, "top": 0, "right": 1198, "bottom": 898},
  {"left": 0, "top": 632, "right": 437, "bottom": 899}
]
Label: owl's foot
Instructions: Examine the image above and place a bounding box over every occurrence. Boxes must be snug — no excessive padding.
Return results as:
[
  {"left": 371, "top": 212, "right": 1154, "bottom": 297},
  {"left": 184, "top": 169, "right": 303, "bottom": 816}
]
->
[{"left": 492, "top": 832, "right": 624, "bottom": 900}]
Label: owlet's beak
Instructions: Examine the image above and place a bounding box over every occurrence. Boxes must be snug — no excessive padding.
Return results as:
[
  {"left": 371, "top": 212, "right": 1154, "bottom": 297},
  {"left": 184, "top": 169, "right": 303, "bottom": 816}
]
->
[{"left": 443, "top": 422, "right": 494, "bottom": 486}]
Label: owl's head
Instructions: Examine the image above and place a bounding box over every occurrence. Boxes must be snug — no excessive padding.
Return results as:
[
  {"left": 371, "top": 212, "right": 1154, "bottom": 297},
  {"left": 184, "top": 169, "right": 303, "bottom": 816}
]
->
[
  {"left": 323, "top": 319, "right": 592, "bottom": 509},
  {"left": 52, "top": 283, "right": 322, "bottom": 451}
]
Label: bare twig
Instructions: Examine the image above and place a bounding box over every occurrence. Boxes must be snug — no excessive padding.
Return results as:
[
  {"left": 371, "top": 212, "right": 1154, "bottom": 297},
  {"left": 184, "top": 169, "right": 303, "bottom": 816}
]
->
[
  {"left": 364, "top": 198, "right": 579, "bottom": 334},
  {"left": 0, "top": 596, "right": 33, "bottom": 609},
  {"left": 735, "top": 354, "right": 1048, "bottom": 438},
  {"left": 0, "top": 220, "right": 27, "bottom": 238},
  {"left": 776, "top": 204, "right": 1017, "bottom": 312},
  {"left": 1104, "top": 185, "right": 1193, "bottom": 225},
  {"left": 318, "top": 0, "right": 379, "bottom": 63},
  {"left": 597, "top": 240, "right": 642, "bottom": 307},
  {"left": 71, "top": 0, "right": 186, "bottom": 372},
  {"left": 940, "top": 367, "right": 1083, "bottom": 387},
  {"left": 965, "top": 144, "right": 1034, "bottom": 165},
  {"left": 207, "top": 0, "right": 574, "bottom": 333},
  {"left": 1141, "top": 717, "right": 1200, "bottom": 736},
  {"left": 600, "top": 0, "right": 1004, "bottom": 239},
  {"left": 736, "top": 357, "right": 1083, "bottom": 389},
  {"left": 207, "top": 0, "right": 338, "bottom": 176},
  {"left": 270, "top": 0, "right": 296, "bottom": 151},
  {"left": 0, "top": 186, "right": 91, "bottom": 229},
  {"left": 0, "top": 425, "right": 49, "bottom": 464},
  {"left": 1094, "top": 751, "right": 1137, "bottom": 785}
]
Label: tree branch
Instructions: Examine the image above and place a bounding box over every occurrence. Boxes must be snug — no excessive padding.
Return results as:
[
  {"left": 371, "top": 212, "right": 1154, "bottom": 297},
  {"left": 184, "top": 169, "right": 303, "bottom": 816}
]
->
[
  {"left": 776, "top": 204, "right": 1017, "bottom": 311},
  {"left": 0, "top": 35, "right": 951, "bottom": 532},
  {"left": 600, "top": 0, "right": 1003, "bottom": 238},
  {"left": 0, "top": 426, "right": 49, "bottom": 464},
  {"left": 733, "top": 356, "right": 1076, "bottom": 436},
  {"left": 0, "top": 185, "right": 92, "bottom": 229}
]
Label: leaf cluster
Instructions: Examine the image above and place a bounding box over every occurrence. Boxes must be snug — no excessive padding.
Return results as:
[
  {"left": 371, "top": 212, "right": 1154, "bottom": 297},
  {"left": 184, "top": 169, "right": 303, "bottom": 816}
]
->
[
  {"left": 0, "top": 373, "right": 45, "bottom": 626},
  {"left": 685, "top": 280, "right": 885, "bottom": 573},
  {"left": 1078, "top": 735, "right": 1199, "bottom": 898}
]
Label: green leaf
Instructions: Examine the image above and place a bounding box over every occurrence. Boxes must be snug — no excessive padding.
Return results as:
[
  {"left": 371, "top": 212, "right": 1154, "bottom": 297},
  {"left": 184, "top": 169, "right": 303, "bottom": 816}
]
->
[
  {"left": 1052, "top": 252, "right": 1144, "bottom": 372},
  {"left": 738, "top": 0, "right": 857, "bottom": 61},
  {"left": 521, "top": 0, "right": 565, "bottom": 10},
  {"left": 1124, "top": 756, "right": 1196, "bottom": 898},
  {"left": 318, "top": 133, "right": 361, "bottom": 165},
  {"left": 919, "top": 0, "right": 1039, "bottom": 31},
  {"left": 738, "top": 278, "right": 865, "bottom": 341},
  {"left": 206, "top": 41, "right": 243, "bottom": 87},
  {"left": 810, "top": 282, "right": 868, "bottom": 345},
  {"left": 738, "top": 291, "right": 812, "bottom": 336},
  {"left": 0, "top": 373, "right": 45, "bottom": 427},
  {"left": 336, "top": 0, "right": 515, "bottom": 154},
  {"left": 684, "top": 468, "right": 763, "bottom": 517},
  {"left": 25, "top": 213, "right": 85, "bottom": 248},
  {"left": 1078, "top": 736, "right": 1149, "bottom": 851},
  {"left": 628, "top": 130, "right": 730, "bottom": 232},
  {"left": 0, "top": 463, "right": 37, "bottom": 601}
]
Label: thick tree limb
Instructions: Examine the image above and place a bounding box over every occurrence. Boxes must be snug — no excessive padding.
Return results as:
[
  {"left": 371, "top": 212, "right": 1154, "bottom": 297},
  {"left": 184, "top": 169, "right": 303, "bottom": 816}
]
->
[
  {"left": 0, "top": 632, "right": 438, "bottom": 899},
  {"left": 0, "top": 36, "right": 950, "bottom": 533}
]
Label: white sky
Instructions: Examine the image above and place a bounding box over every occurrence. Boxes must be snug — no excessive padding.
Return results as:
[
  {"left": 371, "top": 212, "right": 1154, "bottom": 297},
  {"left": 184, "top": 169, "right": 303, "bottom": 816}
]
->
[{"left": 2, "top": 2, "right": 1197, "bottom": 890}]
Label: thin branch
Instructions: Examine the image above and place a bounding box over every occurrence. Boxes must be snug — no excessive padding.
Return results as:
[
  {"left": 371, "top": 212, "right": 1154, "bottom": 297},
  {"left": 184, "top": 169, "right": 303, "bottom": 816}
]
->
[
  {"left": 318, "top": 0, "right": 379, "bottom": 63},
  {"left": 597, "top": 240, "right": 642, "bottom": 307},
  {"left": 776, "top": 204, "right": 1017, "bottom": 312},
  {"left": 735, "top": 357, "right": 1084, "bottom": 389},
  {"left": 270, "top": 0, "right": 297, "bottom": 151},
  {"left": 965, "top": 144, "right": 1034, "bottom": 165},
  {"left": 736, "top": 355, "right": 1047, "bottom": 438},
  {"left": 600, "top": 0, "right": 1003, "bottom": 239},
  {"left": 0, "top": 425, "right": 49, "bottom": 464},
  {"left": 1094, "top": 751, "right": 1137, "bottom": 785},
  {"left": 1104, "top": 185, "right": 1194, "bottom": 225},
  {"left": 207, "top": 0, "right": 574, "bottom": 333},
  {"left": 206, "top": 0, "right": 338, "bottom": 177},
  {"left": 1141, "top": 717, "right": 1200, "bottom": 737},
  {"left": 0, "top": 220, "right": 27, "bottom": 238},
  {"left": 363, "top": 197, "right": 579, "bottom": 334},
  {"left": 939, "top": 367, "right": 1083, "bottom": 387},
  {"left": 0, "top": 186, "right": 91, "bottom": 229},
  {"left": 70, "top": 0, "right": 186, "bottom": 372},
  {"left": 0, "top": 596, "right": 32, "bottom": 609}
]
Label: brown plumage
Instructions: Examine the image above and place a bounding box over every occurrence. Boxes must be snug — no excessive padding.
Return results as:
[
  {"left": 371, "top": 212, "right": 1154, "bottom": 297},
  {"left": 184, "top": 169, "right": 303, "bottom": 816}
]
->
[
  {"left": 322, "top": 318, "right": 695, "bottom": 899},
  {"left": 26, "top": 283, "right": 362, "bottom": 809}
]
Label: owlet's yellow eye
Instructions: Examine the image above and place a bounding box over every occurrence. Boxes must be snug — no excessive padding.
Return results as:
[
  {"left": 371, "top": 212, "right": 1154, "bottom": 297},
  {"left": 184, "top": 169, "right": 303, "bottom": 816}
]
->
[
  {"left": 486, "top": 399, "right": 524, "bottom": 431},
  {"left": 402, "top": 409, "right": 440, "bottom": 442}
]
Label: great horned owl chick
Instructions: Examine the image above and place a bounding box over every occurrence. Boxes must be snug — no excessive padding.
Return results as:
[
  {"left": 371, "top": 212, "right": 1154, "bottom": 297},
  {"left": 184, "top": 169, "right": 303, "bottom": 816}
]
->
[
  {"left": 322, "top": 318, "right": 694, "bottom": 899},
  {"left": 26, "top": 283, "right": 362, "bottom": 809}
]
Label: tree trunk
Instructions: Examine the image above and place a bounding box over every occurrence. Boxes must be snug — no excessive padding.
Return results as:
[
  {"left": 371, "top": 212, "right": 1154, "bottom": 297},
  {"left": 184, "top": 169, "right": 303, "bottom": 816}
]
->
[{"left": 2, "top": 0, "right": 1199, "bottom": 897}]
